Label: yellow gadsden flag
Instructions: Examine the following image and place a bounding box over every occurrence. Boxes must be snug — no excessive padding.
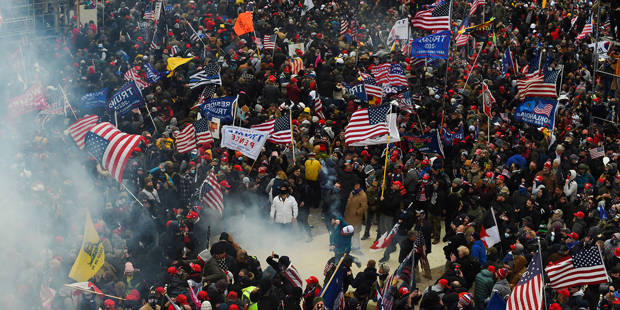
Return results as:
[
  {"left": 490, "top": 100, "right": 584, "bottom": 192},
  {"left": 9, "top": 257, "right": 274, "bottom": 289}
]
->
[
  {"left": 166, "top": 57, "right": 193, "bottom": 78},
  {"left": 68, "top": 211, "right": 105, "bottom": 282}
]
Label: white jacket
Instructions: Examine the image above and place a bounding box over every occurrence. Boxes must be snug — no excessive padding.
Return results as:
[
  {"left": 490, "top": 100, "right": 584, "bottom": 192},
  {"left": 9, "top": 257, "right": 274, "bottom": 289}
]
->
[{"left": 270, "top": 195, "right": 298, "bottom": 224}]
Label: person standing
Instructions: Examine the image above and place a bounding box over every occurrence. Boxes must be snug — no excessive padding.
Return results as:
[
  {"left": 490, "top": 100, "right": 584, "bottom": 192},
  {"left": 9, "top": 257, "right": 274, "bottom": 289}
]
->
[
  {"left": 270, "top": 184, "right": 299, "bottom": 230},
  {"left": 304, "top": 152, "right": 322, "bottom": 208},
  {"left": 344, "top": 182, "right": 368, "bottom": 253}
]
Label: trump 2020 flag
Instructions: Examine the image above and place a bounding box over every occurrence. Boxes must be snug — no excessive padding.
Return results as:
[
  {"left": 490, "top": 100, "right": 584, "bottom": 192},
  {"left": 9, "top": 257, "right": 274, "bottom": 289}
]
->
[
  {"left": 106, "top": 81, "right": 145, "bottom": 116},
  {"left": 144, "top": 62, "right": 167, "bottom": 83},
  {"left": 69, "top": 210, "right": 105, "bottom": 282},
  {"left": 514, "top": 98, "right": 557, "bottom": 130},
  {"left": 402, "top": 131, "right": 444, "bottom": 157},
  {"left": 78, "top": 88, "right": 108, "bottom": 109},
  {"left": 221, "top": 125, "right": 268, "bottom": 160},
  {"left": 199, "top": 96, "right": 236, "bottom": 122},
  {"left": 321, "top": 258, "right": 345, "bottom": 310},
  {"left": 412, "top": 31, "right": 450, "bottom": 59}
]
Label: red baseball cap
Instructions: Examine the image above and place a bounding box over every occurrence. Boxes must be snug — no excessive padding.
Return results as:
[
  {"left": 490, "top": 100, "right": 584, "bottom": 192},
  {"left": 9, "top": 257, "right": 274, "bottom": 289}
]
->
[
  {"left": 439, "top": 278, "right": 451, "bottom": 288},
  {"left": 573, "top": 211, "right": 584, "bottom": 219}
]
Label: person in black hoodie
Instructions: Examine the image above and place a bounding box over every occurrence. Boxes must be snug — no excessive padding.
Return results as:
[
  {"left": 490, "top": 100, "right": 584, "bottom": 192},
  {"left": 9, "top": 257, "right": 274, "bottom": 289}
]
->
[{"left": 352, "top": 259, "right": 378, "bottom": 309}]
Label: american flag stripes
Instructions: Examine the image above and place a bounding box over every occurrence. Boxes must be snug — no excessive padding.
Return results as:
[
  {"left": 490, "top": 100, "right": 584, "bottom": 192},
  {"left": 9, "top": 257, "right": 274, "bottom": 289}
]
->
[
  {"left": 412, "top": 1, "right": 451, "bottom": 31},
  {"left": 507, "top": 250, "right": 543, "bottom": 310},
  {"left": 589, "top": 146, "right": 605, "bottom": 159},
  {"left": 516, "top": 69, "right": 559, "bottom": 99},
  {"left": 340, "top": 19, "right": 349, "bottom": 36},
  {"left": 194, "top": 118, "right": 214, "bottom": 145},
  {"left": 313, "top": 94, "right": 325, "bottom": 119},
  {"left": 283, "top": 265, "right": 303, "bottom": 288},
  {"left": 175, "top": 123, "right": 198, "bottom": 154},
  {"left": 455, "top": 19, "right": 470, "bottom": 47},
  {"left": 291, "top": 57, "right": 304, "bottom": 75},
  {"left": 370, "top": 63, "right": 391, "bottom": 84},
  {"left": 576, "top": 16, "right": 593, "bottom": 40},
  {"left": 150, "top": 29, "right": 160, "bottom": 49},
  {"left": 387, "top": 64, "right": 408, "bottom": 87},
  {"left": 68, "top": 115, "right": 99, "bottom": 149},
  {"left": 263, "top": 34, "right": 277, "bottom": 49},
  {"left": 344, "top": 105, "right": 391, "bottom": 145},
  {"left": 124, "top": 67, "right": 150, "bottom": 90},
  {"left": 200, "top": 173, "right": 224, "bottom": 215},
  {"left": 469, "top": 0, "right": 485, "bottom": 16},
  {"left": 170, "top": 45, "right": 181, "bottom": 56},
  {"left": 143, "top": 4, "right": 154, "bottom": 20},
  {"left": 545, "top": 246, "right": 609, "bottom": 289},
  {"left": 251, "top": 114, "right": 293, "bottom": 144},
  {"left": 84, "top": 122, "right": 143, "bottom": 183},
  {"left": 363, "top": 77, "right": 383, "bottom": 98}
]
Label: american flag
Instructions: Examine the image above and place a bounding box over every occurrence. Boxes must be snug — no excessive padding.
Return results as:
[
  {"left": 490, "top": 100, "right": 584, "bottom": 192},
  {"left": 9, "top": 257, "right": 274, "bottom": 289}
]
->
[
  {"left": 194, "top": 118, "right": 214, "bottom": 145},
  {"left": 189, "top": 63, "right": 221, "bottom": 89},
  {"left": 482, "top": 81, "right": 495, "bottom": 118},
  {"left": 313, "top": 93, "right": 325, "bottom": 119},
  {"left": 589, "top": 146, "right": 605, "bottom": 159},
  {"left": 577, "top": 16, "right": 593, "bottom": 40},
  {"left": 199, "top": 173, "right": 224, "bottom": 215},
  {"left": 570, "top": 15, "right": 578, "bottom": 28},
  {"left": 387, "top": 64, "right": 408, "bottom": 87},
  {"left": 191, "top": 85, "right": 215, "bottom": 110},
  {"left": 124, "top": 67, "right": 150, "bottom": 90},
  {"left": 68, "top": 115, "right": 99, "bottom": 149},
  {"left": 507, "top": 250, "right": 543, "bottom": 310},
  {"left": 516, "top": 69, "right": 559, "bottom": 99},
  {"left": 186, "top": 23, "right": 204, "bottom": 42},
  {"left": 263, "top": 34, "right": 277, "bottom": 49},
  {"left": 175, "top": 123, "right": 197, "bottom": 154},
  {"left": 381, "top": 250, "right": 415, "bottom": 310},
  {"left": 371, "top": 223, "right": 400, "bottom": 249},
  {"left": 150, "top": 29, "right": 160, "bottom": 49},
  {"left": 545, "top": 246, "right": 609, "bottom": 289},
  {"left": 283, "top": 265, "right": 303, "bottom": 288},
  {"left": 84, "top": 122, "right": 143, "bottom": 183},
  {"left": 412, "top": 1, "right": 451, "bottom": 32},
  {"left": 521, "top": 50, "right": 542, "bottom": 78},
  {"left": 533, "top": 102, "right": 554, "bottom": 117},
  {"left": 170, "top": 45, "right": 180, "bottom": 56},
  {"left": 394, "top": 90, "right": 414, "bottom": 113},
  {"left": 344, "top": 104, "right": 390, "bottom": 145},
  {"left": 602, "top": 16, "right": 611, "bottom": 34},
  {"left": 251, "top": 114, "right": 293, "bottom": 144},
  {"left": 455, "top": 17, "right": 470, "bottom": 47},
  {"left": 143, "top": 4, "right": 154, "bottom": 20},
  {"left": 350, "top": 20, "right": 358, "bottom": 40},
  {"left": 370, "top": 63, "right": 390, "bottom": 84},
  {"left": 363, "top": 76, "right": 383, "bottom": 98},
  {"left": 340, "top": 19, "right": 349, "bottom": 36},
  {"left": 469, "top": 0, "right": 485, "bottom": 16},
  {"left": 291, "top": 57, "right": 304, "bottom": 75},
  {"left": 400, "top": 39, "right": 414, "bottom": 56}
]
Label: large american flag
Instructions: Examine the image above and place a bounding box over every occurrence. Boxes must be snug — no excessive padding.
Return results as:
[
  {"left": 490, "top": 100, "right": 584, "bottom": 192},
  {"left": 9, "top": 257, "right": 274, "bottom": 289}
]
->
[
  {"left": 68, "top": 115, "right": 99, "bottom": 149},
  {"left": 521, "top": 51, "right": 542, "bottom": 78},
  {"left": 175, "top": 123, "right": 197, "bottom": 154},
  {"left": 194, "top": 118, "right": 214, "bottom": 145},
  {"left": 507, "top": 250, "right": 543, "bottom": 310},
  {"left": 455, "top": 17, "right": 470, "bottom": 47},
  {"left": 576, "top": 16, "right": 593, "bottom": 40},
  {"left": 263, "top": 34, "right": 277, "bottom": 49},
  {"left": 412, "top": 1, "right": 451, "bottom": 31},
  {"left": 589, "top": 146, "right": 605, "bottom": 159},
  {"left": 312, "top": 92, "right": 325, "bottom": 119},
  {"left": 516, "top": 69, "right": 559, "bottom": 100},
  {"left": 363, "top": 76, "right": 383, "bottom": 98},
  {"left": 545, "top": 246, "right": 608, "bottom": 289},
  {"left": 370, "top": 63, "right": 390, "bottom": 84},
  {"left": 387, "top": 64, "right": 408, "bottom": 87},
  {"left": 344, "top": 105, "right": 390, "bottom": 145},
  {"left": 291, "top": 57, "right": 305, "bottom": 75},
  {"left": 84, "top": 122, "right": 143, "bottom": 183},
  {"left": 283, "top": 265, "right": 303, "bottom": 288},
  {"left": 200, "top": 173, "right": 224, "bottom": 215},
  {"left": 124, "top": 67, "right": 150, "bottom": 90},
  {"left": 469, "top": 0, "right": 485, "bottom": 16},
  {"left": 340, "top": 19, "right": 349, "bottom": 36},
  {"left": 251, "top": 114, "right": 293, "bottom": 144}
]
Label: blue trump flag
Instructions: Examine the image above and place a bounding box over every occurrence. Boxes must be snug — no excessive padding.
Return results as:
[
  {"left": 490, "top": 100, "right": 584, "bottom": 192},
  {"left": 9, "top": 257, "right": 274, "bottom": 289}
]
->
[
  {"left": 106, "top": 81, "right": 145, "bottom": 116},
  {"left": 412, "top": 31, "right": 450, "bottom": 59},
  {"left": 402, "top": 131, "right": 444, "bottom": 157},
  {"left": 321, "top": 261, "right": 344, "bottom": 310},
  {"left": 144, "top": 62, "right": 167, "bottom": 84},
  {"left": 199, "top": 96, "right": 236, "bottom": 122},
  {"left": 485, "top": 293, "right": 507, "bottom": 310},
  {"left": 514, "top": 98, "right": 557, "bottom": 130},
  {"left": 78, "top": 88, "right": 108, "bottom": 109},
  {"left": 442, "top": 125, "right": 465, "bottom": 145},
  {"left": 346, "top": 83, "right": 368, "bottom": 102},
  {"left": 502, "top": 47, "right": 514, "bottom": 75}
]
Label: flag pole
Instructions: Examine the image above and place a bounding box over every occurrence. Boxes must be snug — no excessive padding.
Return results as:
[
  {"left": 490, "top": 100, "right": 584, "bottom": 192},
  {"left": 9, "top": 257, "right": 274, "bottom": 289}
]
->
[
  {"left": 187, "top": 21, "right": 207, "bottom": 47},
  {"left": 443, "top": 0, "right": 453, "bottom": 97},
  {"left": 114, "top": 110, "right": 118, "bottom": 127},
  {"left": 462, "top": 42, "right": 484, "bottom": 91},
  {"left": 272, "top": 35, "right": 277, "bottom": 58},
  {"left": 289, "top": 104, "right": 295, "bottom": 162},
  {"left": 537, "top": 237, "right": 548, "bottom": 309},
  {"left": 64, "top": 285, "right": 127, "bottom": 300},
  {"left": 380, "top": 108, "right": 392, "bottom": 200},
  {"left": 320, "top": 253, "right": 347, "bottom": 298},
  {"left": 487, "top": 115, "right": 490, "bottom": 144},
  {"left": 58, "top": 84, "right": 79, "bottom": 120},
  {"left": 253, "top": 30, "right": 262, "bottom": 60}
]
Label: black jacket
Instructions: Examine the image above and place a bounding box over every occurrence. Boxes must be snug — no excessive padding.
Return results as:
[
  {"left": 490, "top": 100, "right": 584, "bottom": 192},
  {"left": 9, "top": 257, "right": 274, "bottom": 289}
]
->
[{"left": 352, "top": 267, "right": 377, "bottom": 298}]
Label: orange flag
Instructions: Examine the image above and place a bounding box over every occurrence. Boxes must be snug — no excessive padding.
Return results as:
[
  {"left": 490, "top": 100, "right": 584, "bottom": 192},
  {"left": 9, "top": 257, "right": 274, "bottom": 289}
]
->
[{"left": 234, "top": 12, "right": 254, "bottom": 36}]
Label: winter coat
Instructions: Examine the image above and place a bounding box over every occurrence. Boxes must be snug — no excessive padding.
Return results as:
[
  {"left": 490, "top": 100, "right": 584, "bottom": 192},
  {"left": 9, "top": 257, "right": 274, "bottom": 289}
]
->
[
  {"left": 456, "top": 254, "right": 480, "bottom": 289},
  {"left": 563, "top": 170, "right": 578, "bottom": 202},
  {"left": 471, "top": 240, "right": 487, "bottom": 265},
  {"left": 344, "top": 190, "right": 368, "bottom": 227},
  {"left": 330, "top": 217, "right": 352, "bottom": 255},
  {"left": 270, "top": 195, "right": 299, "bottom": 224},
  {"left": 203, "top": 257, "right": 226, "bottom": 285},
  {"left": 352, "top": 267, "right": 377, "bottom": 299},
  {"left": 380, "top": 188, "right": 402, "bottom": 217},
  {"left": 491, "top": 279, "right": 511, "bottom": 299},
  {"left": 473, "top": 269, "right": 494, "bottom": 306}
]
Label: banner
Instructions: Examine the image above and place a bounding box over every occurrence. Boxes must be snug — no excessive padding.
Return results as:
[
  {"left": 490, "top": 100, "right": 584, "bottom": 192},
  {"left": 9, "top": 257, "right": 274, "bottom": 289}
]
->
[
  {"left": 199, "top": 96, "right": 236, "bottom": 122},
  {"left": 386, "top": 19, "right": 410, "bottom": 48},
  {"left": 144, "top": 62, "right": 166, "bottom": 83},
  {"left": 412, "top": 31, "right": 450, "bottom": 59},
  {"left": 106, "top": 81, "right": 145, "bottom": 116},
  {"left": 7, "top": 83, "right": 48, "bottom": 117},
  {"left": 288, "top": 43, "right": 305, "bottom": 58},
  {"left": 402, "top": 131, "right": 444, "bottom": 157},
  {"left": 514, "top": 98, "right": 557, "bottom": 130},
  {"left": 209, "top": 117, "right": 221, "bottom": 139},
  {"left": 346, "top": 84, "right": 368, "bottom": 102},
  {"left": 68, "top": 211, "right": 105, "bottom": 281},
  {"left": 78, "top": 88, "right": 108, "bottom": 109},
  {"left": 442, "top": 125, "right": 464, "bottom": 145},
  {"left": 221, "top": 125, "right": 268, "bottom": 160}
]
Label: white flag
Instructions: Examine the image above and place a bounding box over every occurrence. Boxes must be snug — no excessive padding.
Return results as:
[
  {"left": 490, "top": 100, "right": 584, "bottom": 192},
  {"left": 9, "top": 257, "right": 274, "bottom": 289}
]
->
[{"left": 386, "top": 19, "right": 410, "bottom": 47}]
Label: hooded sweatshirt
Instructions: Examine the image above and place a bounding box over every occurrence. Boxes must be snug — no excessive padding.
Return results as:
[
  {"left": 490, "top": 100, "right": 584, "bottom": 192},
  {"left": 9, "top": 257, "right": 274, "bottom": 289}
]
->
[{"left": 563, "top": 170, "right": 578, "bottom": 202}]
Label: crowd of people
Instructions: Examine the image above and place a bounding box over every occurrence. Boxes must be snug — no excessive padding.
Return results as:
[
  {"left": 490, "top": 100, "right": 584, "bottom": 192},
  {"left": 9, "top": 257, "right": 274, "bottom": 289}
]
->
[{"left": 4, "top": 0, "right": 620, "bottom": 309}]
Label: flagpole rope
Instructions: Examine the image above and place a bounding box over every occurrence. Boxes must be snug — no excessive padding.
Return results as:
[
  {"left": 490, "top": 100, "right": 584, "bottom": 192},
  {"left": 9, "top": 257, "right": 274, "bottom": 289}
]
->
[{"left": 320, "top": 253, "right": 347, "bottom": 298}]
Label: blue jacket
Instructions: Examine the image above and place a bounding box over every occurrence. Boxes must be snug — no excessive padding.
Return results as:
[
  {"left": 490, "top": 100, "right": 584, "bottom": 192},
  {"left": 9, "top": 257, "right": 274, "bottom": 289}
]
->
[
  {"left": 330, "top": 217, "right": 352, "bottom": 255},
  {"left": 471, "top": 240, "right": 487, "bottom": 264}
]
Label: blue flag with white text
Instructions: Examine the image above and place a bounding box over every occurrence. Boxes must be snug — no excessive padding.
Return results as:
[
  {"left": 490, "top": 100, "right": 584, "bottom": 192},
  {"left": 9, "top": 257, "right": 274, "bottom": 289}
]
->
[{"left": 78, "top": 88, "right": 108, "bottom": 109}]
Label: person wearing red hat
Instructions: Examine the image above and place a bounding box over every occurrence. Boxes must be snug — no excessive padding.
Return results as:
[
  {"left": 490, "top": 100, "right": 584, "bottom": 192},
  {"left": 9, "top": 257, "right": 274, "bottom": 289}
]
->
[
  {"left": 571, "top": 211, "right": 586, "bottom": 239},
  {"left": 536, "top": 160, "right": 558, "bottom": 193},
  {"left": 303, "top": 276, "right": 322, "bottom": 310},
  {"left": 491, "top": 268, "right": 511, "bottom": 299}
]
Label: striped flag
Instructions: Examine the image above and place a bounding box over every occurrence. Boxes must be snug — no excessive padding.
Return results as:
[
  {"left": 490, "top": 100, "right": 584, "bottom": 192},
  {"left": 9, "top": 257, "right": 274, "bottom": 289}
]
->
[
  {"left": 545, "top": 246, "right": 609, "bottom": 289},
  {"left": 363, "top": 76, "right": 383, "bottom": 99},
  {"left": 576, "top": 16, "right": 593, "bottom": 40},
  {"left": 482, "top": 81, "right": 495, "bottom": 118},
  {"left": 186, "top": 23, "right": 205, "bottom": 42},
  {"left": 469, "top": 0, "right": 485, "bottom": 16},
  {"left": 263, "top": 34, "right": 277, "bottom": 49},
  {"left": 313, "top": 92, "right": 325, "bottom": 119},
  {"left": 570, "top": 15, "right": 578, "bottom": 28},
  {"left": 521, "top": 49, "right": 542, "bottom": 78},
  {"left": 68, "top": 115, "right": 99, "bottom": 149},
  {"left": 589, "top": 146, "right": 605, "bottom": 159},
  {"left": 370, "top": 223, "right": 400, "bottom": 249},
  {"left": 340, "top": 19, "right": 349, "bottom": 36},
  {"left": 516, "top": 69, "right": 559, "bottom": 99},
  {"left": 412, "top": 1, "right": 451, "bottom": 32},
  {"left": 283, "top": 265, "right": 303, "bottom": 288},
  {"left": 189, "top": 63, "right": 222, "bottom": 89},
  {"left": 143, "top": 4, "right": 154, "bottom": 20},
  {"left": 507, "top": 250, "right": 543, "bottom": 310},
  {"left": 370, "top": 63, "right": 390, "bottom": 84},
  {"left": 345, "top": 104, "right": 390, "bottom": 145},
  {"left": 251, "top": 114, "right": 293, "bottom": 144},
  {"left": 387, "top": 64, "right": 408, "bottom": 87},
  {"left": 84, "top": 122, "right": 143, "bottom": 183},
  {"left": 291, "top": 57, "right": 304, "bottom": 75},
  {"left": 150, "top": 29, "right": 160, "bottom": 50},
  {"left": 455, "top": 17, "right": 470, "bottom": 47},
  {"left": 175, "top": 123, "right": 197, "bottom": 154},
  {"left": 124, "top": 67, "right": 150, "bottom": 90},
  {"left": 194, "top": 118, "right": 214, "bottom": 145},
  {"left": 199, "top": 173, "right": 224, "bottom": 215},
  {"left": 170, "top": 45, "right": 181, "bottom": 56}
]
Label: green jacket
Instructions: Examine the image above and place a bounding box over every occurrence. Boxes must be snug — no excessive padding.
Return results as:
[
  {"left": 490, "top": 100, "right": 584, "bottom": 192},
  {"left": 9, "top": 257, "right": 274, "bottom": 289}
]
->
[{"left": 474, "top": 269, "right": 494, "bottom": 306}]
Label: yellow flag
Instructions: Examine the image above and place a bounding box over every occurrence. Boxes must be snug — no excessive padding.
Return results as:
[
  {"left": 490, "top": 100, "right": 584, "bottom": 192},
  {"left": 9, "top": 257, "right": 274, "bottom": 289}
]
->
[
  {"left": 166, "top": 57, "right": 193, "bottom": 78},
  {"left": 542, "top": 0, "right": 547, "bottom": 8},
  {"left": 68, "top": 211, "right": 105, "bottom": 282}
]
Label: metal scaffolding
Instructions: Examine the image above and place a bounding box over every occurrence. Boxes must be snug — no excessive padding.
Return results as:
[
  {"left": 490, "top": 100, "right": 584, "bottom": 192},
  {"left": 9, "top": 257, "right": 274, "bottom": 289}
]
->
[{"left": 0, "top": 0, "right": 73, "bottom": 42}]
